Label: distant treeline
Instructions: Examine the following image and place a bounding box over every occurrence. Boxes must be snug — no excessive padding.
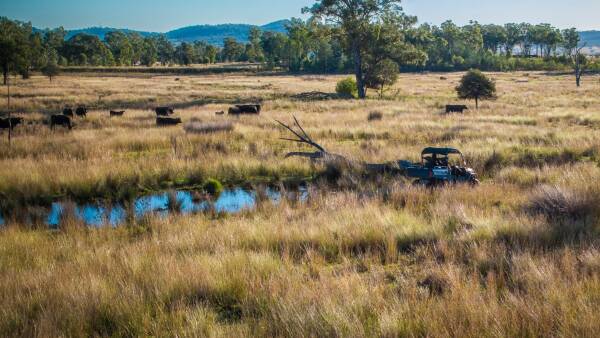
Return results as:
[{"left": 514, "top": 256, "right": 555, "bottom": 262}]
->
[{"left": 0, "top": 15, "right": 597, "bottom": 83}]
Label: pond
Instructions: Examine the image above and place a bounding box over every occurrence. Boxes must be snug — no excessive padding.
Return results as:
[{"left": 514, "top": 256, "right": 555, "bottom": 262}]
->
[{"left": 0, "top": 186, "right": 308, "bottom": 228}]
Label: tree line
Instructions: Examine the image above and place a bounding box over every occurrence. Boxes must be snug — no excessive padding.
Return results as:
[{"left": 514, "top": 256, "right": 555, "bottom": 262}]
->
[{"left": 0, "top": 1, "right": 595, "bottom": 88}]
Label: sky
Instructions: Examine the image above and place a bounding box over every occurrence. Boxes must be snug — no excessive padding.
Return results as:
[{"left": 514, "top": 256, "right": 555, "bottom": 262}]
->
[{"left": 1, "top": 0, "right": 599, "bottom": 32}]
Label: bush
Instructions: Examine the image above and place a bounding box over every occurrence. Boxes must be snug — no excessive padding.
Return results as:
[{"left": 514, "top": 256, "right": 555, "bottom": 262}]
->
[
  {"left": 336, "top": 77, "right": 358, "bottom": 99},
  {"left": 367, "top": 111, "right": 383, "bottom": 121},
  {"left": 204, "top": 178, "right": 223, "bottom": 196},
  {"left": 528, "top": 185, "right": 596, "bottom": 221}
]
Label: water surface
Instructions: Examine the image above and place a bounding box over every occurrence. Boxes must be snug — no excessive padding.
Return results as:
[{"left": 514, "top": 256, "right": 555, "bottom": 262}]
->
[{"left": 0, "top": 186, "right": 308, "bottom": 228}]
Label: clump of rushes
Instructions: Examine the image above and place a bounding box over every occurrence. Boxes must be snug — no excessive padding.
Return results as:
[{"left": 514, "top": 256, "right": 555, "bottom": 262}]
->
[{"left": 204, "top": 178, "right": 224, "bottom": 196}]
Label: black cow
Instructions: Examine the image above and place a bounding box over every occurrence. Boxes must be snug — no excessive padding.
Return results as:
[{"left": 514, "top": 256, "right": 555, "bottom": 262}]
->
[
  {"left": 110, "top": 110, "right": 125, "bottom": 117},
  {"left": 445, "top": 105, "right": 468, "bottom": 113},
  {"left": 0, "top": 117, "right": 23, "bottom": 130},
  {"left": 50, "top": 115, "right": 72, "bottom": 130},
  {"left": 237, "top": 104, "right": 261, "bottom": 114},
  {"left": 228, "top": 104, "right": 261, "bottom": 115},
  {"left": 75, "top": 106, "right": 87, "bottom": 117},
  {"left": 63, "top": 108, "right": 74, "bottom": 117},
  {"left": 156, "top": 117, "right": 182, "bottom": 126},
  {"left": 155, "top": 107, "right": 175, "bottom": 116}
]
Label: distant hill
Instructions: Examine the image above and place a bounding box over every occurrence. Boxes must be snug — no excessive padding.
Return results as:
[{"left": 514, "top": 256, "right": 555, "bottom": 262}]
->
[
  {"left": 580, "top": 31, "right": 600, "bottom": 47},
  {"left": 63, "top": 20, "right": 290, "bottom": 45},
  {"left": 166, "top": 20, "right": 289, "bottom": 45},
  {"left": 66, "top": 27, "right": 157, "bottom": 40}
]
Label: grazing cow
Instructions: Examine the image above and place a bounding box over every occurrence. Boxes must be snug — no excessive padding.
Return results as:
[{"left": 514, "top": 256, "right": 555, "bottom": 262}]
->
[
  {"left": 228, "top": 104, "right": 261, "bottom": 115},
  {"left": 155, "top": 107, "right": 175, "bottom": 116},
  {"left": 237, "top": 104, "right": 261, "bottom": 114},
  {"left": 75, "top": 106, "right": 87, "bottom": 117},
  {"left": 228, "top": 106, "right": 242, "bottom": 115},
  {"left": 110, "top": 110, "right": 125, "bottom": 117},
  {"left": 156, "top": 117, "right": 182, "bottom": 126},
  {"left": 63, "top": 108, "right": 74, "bottom": 117},
  {"left": 0, "top": 117, "right": 24, "bottom": 130},
  {"left": 50, "top": 115, "right": 72, "bottom": 130},
  {"left": 445, "top": 105, "right": 468, "bottom": 113}
]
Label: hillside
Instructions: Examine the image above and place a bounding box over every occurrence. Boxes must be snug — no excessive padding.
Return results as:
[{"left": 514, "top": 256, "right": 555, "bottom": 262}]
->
[
  {"left": 65, "top": 27, "right": 156, "bottom": 40},
  {"left": 580, "top": 31, "right": 600, "bottom": 47},
  {"left": 166, "top": 20, "right": 289, "bottom": 45},
  {"left": 64, "top": 20, "right": 289, "bottom": 45}
]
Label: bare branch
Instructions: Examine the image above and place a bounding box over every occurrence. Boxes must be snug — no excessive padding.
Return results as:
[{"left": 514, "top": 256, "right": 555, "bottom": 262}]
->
[{"left": 275, "top": 117, "right": 327, "bottom": 153}]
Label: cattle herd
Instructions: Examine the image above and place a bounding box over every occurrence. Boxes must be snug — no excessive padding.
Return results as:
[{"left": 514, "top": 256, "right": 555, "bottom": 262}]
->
[
  {"left": 0, "top": 103, "right": 264, "bottom": 133},
  {"left": 1, "top": 102, "right": 473, "bottom": 134}
]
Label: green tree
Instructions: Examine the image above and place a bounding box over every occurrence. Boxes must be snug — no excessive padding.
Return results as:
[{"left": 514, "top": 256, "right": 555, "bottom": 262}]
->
[
  {"left": 364, "top": 58, "right": 399, "bottom": 97},
  {"left": 361, "top": 12, "right": 424, "bottom": 93},
  {"left": 261, "top": 32, "right": 288, "bottom": 69},
  {"left": 305, "top": 0, "right": 403, "bottom": 99},
  {"left": 246, "top": 27, "right": 264, "bottom": 63},
  {"left": 286, "top": 18, "right": 312, "bottom": 71},
  {"left": 571, "top": 44, "right": 588, "bottom": 87},
  {"left": 222, "top": 37, "right": 244, "bottom": 62},
  {"left": 175, "top": 42, "right": 195, "bottom": 65},
  {"left": 105, "top": 31, "right": 134, "bottom": 66},
  {"left": 140, "top": 37, "right": 157, "bottom": 66},
  {"left": 0, "top": 17, "right": 30, "bottom": 85},
  {"left": 503, "top": 23, "right": 521, "bottom": 56},
  {"left": 43, "top": 27, "right": 66, "bottom": 52},
  {"left": 456, "top": 69, "right": 496, "bottom": 108},
  {"left": 127, "top": 33, "right": 145, "bottom": 65},
  {"left": 41, "top": 60, "right": 60, "bottom": 81},
  {"left": 155, "top": 35, "right": 174, "bottom": 66},
  {"left": 205, "top": 45, "right": 218, "bottom": 64},
  {"left": 482, "top": 24, "right": 507, "bottom": 54},
  {"left": 21, "top": 31, "right": 44, "bottom": 78},
  {"left": 562, "top": 28, "right": 580, "bottom": 57},
  {"left": 63, "top": 33, "right": 109, "bottom": 66}
]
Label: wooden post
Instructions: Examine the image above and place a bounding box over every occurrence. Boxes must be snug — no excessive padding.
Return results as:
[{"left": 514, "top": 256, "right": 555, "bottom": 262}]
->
[{"left": 7, "top": 66, "right": 11, "bottom": 147}]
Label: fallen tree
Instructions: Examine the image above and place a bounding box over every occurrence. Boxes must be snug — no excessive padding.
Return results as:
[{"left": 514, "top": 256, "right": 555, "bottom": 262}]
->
[{"left": 275, "top": 116, "right": 399, "bottom": 174}]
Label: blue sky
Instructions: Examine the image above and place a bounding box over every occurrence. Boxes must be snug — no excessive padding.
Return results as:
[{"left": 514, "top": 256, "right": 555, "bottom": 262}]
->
[{"left": 1, "top": 0, "right": 598, "bottom": 31}]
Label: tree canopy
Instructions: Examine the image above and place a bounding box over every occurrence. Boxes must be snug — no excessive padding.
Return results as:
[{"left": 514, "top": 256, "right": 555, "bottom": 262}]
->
[
  {"left": 456, "top": 69, "right": 497, "bottom": 108},
  {"left": 0, "top": 12, "right": 597, "bottom": 88}
]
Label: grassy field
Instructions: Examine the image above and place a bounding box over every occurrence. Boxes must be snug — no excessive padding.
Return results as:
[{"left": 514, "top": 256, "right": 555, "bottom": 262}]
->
[{"left": 1, "top": 71, "right": 600, "bottom": 336}]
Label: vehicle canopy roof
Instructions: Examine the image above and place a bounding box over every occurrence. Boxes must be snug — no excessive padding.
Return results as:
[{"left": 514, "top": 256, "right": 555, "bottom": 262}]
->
[{"left": 421, "top": 147, "right": 463, "bottom": 156}]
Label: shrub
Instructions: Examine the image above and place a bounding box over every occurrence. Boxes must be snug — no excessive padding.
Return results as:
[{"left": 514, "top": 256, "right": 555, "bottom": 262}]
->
[
  {"left": 335, "top": 77, "right": 358, "bottom": 99},
  {"left": 204, "top": 178, "right": 223, "bottom": 196},
  {"left": 528, "top": 185, "right": 595, "bottom": 221},
  {"left": 367, "top": 111, "right": 383, "bottom": 121}
]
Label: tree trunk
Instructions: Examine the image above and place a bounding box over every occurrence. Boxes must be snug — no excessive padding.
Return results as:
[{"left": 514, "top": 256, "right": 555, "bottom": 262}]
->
[
  {"left": 2, "top": 63, "right": 7, "bottom": 86},
  {"left": 352, "top": 40, "right": 366, "bottom": 99},
  {"left": 475, "top": 97, "right": 479, "bottom": 109},
  {"left": 7, "top": 73, "right": 11, "bottom": 146}
]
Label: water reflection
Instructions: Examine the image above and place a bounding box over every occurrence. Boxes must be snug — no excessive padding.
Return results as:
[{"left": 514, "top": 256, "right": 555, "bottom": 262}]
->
[{"left": 2, "top": 186, "right": 308, "bottom": 228}]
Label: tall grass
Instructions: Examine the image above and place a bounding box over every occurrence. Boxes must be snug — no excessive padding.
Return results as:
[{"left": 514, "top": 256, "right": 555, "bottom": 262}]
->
[{"left": 1, "top": 71, "right": 600, "bottom": 336}]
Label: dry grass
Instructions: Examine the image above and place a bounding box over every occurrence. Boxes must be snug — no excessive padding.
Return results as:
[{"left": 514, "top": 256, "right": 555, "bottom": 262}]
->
[
  {"left": 184, "top": 121, "right": 235, "bottom": 135},
  {"left": 1, "top": 70, "right": 600, "bottom": 336}
]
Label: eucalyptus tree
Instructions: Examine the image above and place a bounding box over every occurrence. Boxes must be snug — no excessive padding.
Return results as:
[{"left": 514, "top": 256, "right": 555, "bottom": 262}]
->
[{"left": 304, "top": 0, "right": 404, "bottom": 99}]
